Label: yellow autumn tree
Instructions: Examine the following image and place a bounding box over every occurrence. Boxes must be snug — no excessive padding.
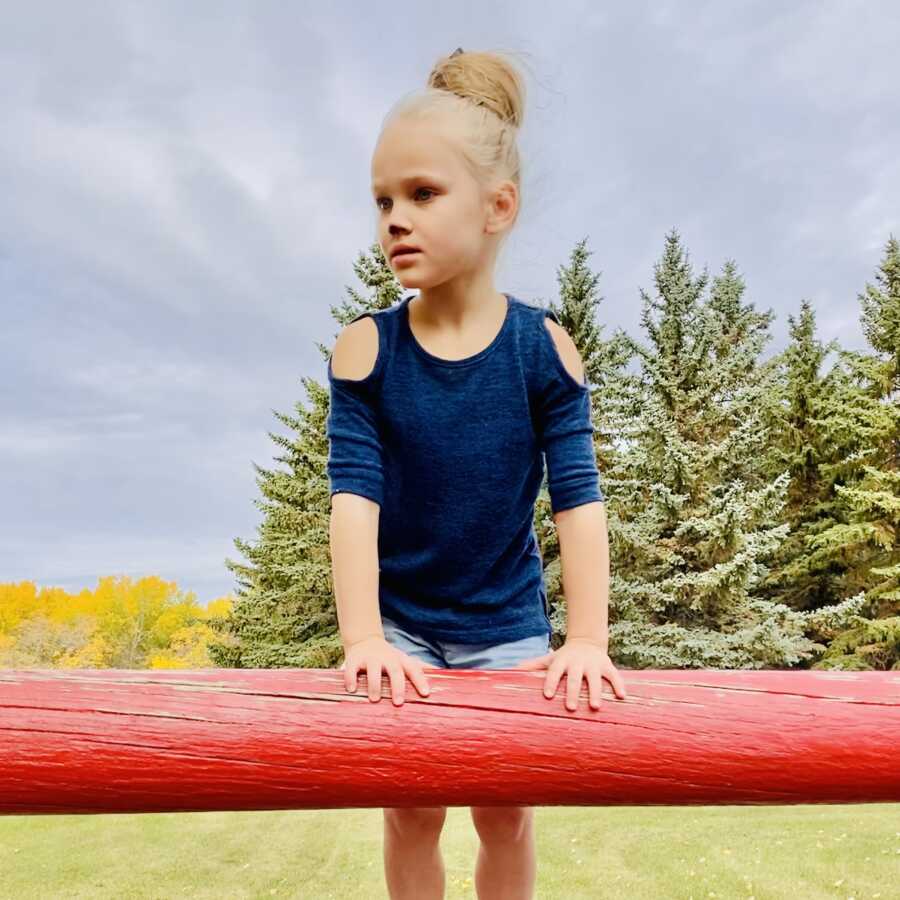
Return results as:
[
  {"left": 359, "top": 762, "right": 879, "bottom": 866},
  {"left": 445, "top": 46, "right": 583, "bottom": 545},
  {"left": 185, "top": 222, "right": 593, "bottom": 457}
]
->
[{"left": 0, "top": 577, "right": 234, "bottom": 669}]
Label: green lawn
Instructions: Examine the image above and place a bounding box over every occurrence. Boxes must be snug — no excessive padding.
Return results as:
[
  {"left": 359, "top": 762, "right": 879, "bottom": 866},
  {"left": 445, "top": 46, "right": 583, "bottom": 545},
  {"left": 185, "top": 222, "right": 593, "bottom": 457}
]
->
[{"left": 1, "top": 803, "right": 897, "bottom": 899}]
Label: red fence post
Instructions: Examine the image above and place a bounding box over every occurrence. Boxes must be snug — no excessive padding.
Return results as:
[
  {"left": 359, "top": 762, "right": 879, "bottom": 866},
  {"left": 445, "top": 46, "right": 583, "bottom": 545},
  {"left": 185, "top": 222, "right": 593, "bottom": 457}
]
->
[{"left": 1, "top": 667, "right": 898, "bottom": 815}]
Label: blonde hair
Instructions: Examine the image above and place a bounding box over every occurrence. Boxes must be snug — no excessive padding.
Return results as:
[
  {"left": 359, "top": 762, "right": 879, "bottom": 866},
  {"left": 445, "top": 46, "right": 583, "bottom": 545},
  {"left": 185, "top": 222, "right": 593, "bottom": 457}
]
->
[{"left": 381, "top": 47, "right": 529, "bottom": 240}]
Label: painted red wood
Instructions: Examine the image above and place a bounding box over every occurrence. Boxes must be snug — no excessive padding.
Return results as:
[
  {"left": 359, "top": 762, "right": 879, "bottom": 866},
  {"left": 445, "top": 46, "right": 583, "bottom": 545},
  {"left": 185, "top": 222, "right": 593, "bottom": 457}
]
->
[{"left": 0, "top": 667, "right": 898, "bottom": 815}]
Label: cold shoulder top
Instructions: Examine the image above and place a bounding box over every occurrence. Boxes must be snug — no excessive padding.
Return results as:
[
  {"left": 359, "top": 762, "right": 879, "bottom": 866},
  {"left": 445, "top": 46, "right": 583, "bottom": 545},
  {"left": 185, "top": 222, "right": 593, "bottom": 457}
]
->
[{"left": 326, "top": 292, "right": 604, "bottom": 643}]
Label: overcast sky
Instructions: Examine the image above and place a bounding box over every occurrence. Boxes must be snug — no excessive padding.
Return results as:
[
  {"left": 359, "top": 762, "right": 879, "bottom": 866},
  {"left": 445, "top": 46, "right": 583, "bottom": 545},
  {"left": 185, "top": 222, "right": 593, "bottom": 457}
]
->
[{"left": 2, "top": 1, "right": 898, "bottom": 605}]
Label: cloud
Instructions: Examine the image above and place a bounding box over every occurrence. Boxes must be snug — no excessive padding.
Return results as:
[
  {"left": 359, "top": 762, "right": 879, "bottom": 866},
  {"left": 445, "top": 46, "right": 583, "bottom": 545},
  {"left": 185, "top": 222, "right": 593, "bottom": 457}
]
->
[{"left": 1, "top": 2, "right": 897, "bottom": 601}]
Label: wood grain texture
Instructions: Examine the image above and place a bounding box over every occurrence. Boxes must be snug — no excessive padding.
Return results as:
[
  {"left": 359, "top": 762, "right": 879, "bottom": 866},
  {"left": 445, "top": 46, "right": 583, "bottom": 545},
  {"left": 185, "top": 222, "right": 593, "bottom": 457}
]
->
[{"left": 1, "top": 667, "right": 898, "bottom": 815}]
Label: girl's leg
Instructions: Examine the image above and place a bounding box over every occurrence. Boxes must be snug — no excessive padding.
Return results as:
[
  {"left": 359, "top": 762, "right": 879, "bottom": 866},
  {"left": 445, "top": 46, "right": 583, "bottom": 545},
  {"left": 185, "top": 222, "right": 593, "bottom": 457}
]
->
[
  {"left": 382, "top": 806, "right": 448, "bottom": 900},
  {"left": 440, "top": 634, "right": 547, "bottom": 899},
  {"left": 380, "top": 620, "right": 449, "bottom": 898},
  {"left": 470, "top": 805, "right": 536, "bottom": 900}
]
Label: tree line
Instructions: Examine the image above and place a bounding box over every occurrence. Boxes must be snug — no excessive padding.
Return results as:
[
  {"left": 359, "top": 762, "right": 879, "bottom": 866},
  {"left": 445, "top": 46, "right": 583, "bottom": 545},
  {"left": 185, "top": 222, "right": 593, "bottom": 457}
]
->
[
  {"left": 7, "top": 228, "right": 897, "bottom": 672},
  {"left": 215, "top": 227, "right": 900, "bottom": 672}
]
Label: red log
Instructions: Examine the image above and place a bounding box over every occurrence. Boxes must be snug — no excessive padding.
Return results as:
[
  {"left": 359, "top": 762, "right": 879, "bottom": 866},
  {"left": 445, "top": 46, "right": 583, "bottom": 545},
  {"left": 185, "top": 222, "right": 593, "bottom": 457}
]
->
[{"left": 1, "top": 667, "right": 898, "bottom": 815}]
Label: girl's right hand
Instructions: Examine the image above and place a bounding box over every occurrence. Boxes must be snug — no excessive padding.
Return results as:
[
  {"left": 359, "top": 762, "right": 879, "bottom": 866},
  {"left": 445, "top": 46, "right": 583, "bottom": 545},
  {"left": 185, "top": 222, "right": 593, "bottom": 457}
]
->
[{"left": 340, "top": 636, "right": 432, "bottom": 706}]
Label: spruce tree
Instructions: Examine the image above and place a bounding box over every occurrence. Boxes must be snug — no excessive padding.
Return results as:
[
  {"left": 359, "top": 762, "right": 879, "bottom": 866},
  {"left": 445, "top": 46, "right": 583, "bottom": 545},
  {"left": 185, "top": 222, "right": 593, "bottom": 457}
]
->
[
  {"left": 593, "top": 229, "right": 860, "bottom": 669},
  {"left": 209, "top": 245, "right": 401, "bottom": 668},
  {"left": 801, "top": 235, "right": 900, "bottom": 669},
  {"left": 750, "top": 300, "right": 849, "bottom": 613}
]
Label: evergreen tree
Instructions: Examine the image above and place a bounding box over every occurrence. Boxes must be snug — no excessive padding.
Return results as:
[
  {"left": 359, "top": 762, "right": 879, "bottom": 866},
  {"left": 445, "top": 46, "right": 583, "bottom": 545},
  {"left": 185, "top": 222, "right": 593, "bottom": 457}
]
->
[
  {"left": 802, "top": 235, "right": 900, "bottom": 669},
  {"left": 752, "top": 300, "right": 848, "bottom": 613},
  {"left": 593, "top": 229, "right": 860, "bottom": 669},
  {"left": 209, "top": 245, "right": 401, "bottom": 668}
]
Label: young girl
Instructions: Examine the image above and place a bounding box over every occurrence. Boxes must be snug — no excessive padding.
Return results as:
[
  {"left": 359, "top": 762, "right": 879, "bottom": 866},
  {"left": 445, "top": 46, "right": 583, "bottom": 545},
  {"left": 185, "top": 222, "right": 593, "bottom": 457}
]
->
[{"left": 327, "top": 47, "right": 627, "bottom": 900}]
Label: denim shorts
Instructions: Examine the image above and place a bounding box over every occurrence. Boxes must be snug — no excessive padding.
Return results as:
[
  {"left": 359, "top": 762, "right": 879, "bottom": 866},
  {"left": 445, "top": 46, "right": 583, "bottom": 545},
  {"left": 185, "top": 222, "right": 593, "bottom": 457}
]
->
[{"left": 381, "top": 614, "right": 551, "bottom": 670}]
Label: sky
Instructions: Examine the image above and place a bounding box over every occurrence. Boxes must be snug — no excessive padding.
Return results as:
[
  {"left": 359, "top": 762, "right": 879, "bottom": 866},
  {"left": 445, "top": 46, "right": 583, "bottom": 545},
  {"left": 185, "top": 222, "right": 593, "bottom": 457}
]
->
[{"left": 2, "top": 1, "right": 898, "bottom": 605}]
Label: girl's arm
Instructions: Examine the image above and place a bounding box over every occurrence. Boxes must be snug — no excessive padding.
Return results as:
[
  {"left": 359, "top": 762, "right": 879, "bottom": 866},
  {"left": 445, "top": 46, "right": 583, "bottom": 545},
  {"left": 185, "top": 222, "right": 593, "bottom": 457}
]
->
[
  {"left": 326, "top": 316, "right": 386, "bottom": 650},
  {"left": 555, "top": 501, "right": 609, "bottom": 648},
  {"left": 538, "top": 315, "right": 609, "bottom": 647},
  {"left": 330, "top": 493, "right": 384, "bottom": 649}
]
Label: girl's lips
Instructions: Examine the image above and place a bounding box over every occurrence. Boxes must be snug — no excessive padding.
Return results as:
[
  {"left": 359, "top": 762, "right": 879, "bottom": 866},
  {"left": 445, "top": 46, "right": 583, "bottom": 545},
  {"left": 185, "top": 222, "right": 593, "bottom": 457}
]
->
[{"left": 393, "top": 251, "right": 422, "bottom": 263}]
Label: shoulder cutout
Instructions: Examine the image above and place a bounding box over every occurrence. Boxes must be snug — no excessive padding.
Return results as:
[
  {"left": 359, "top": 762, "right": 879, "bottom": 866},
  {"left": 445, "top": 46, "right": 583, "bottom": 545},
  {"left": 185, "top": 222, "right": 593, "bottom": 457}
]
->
[
  {"left": 330, "top": 316, "right": 379, "bottom": 380},
  {"left": 543, "top": 316, "right": 586, "bottom": 386}
]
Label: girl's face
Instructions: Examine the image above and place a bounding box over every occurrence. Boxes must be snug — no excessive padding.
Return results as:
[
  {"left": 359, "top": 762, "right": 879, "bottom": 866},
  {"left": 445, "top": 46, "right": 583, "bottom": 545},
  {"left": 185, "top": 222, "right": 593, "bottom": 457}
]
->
[{"left": 371, "top": 117, "right": 504, "bottom": 289}]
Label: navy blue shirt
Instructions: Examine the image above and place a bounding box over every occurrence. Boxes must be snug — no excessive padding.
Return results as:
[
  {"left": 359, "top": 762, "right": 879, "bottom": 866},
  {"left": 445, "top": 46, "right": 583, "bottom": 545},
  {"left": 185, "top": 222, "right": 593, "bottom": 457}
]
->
[{"left": 326, "top": 292, "right": 604, "bottom": 644}]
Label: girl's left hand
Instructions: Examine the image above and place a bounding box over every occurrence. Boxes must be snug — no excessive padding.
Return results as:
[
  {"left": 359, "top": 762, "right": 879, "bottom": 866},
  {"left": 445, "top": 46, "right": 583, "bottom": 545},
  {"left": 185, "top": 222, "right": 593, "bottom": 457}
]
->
[{"left": 514, "top": 638, "right": 628, "bottom": 711}]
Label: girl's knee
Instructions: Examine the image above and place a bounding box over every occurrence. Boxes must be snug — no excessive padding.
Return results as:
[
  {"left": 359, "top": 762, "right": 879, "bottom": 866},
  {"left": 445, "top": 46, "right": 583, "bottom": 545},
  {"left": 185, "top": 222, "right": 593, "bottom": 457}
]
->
[
  {"left": 383, "top": 805, "right": 447, "bottom": 839},
  {"left": 470, "top": 805, "right": 533, "bottom": 843}
]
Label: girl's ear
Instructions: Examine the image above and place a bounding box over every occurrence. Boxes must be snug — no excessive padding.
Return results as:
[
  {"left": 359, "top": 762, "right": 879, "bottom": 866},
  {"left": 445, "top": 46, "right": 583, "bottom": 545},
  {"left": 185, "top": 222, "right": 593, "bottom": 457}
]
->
[{"left": 485, "top": 180, "right": 518, "bottom": 235}]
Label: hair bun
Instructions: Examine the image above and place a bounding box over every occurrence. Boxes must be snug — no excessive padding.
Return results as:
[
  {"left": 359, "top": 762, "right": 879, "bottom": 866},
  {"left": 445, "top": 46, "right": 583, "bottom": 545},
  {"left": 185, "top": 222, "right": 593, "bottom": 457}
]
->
[{"left": 427, "top": 48, "right": 525, "bottom": 129}]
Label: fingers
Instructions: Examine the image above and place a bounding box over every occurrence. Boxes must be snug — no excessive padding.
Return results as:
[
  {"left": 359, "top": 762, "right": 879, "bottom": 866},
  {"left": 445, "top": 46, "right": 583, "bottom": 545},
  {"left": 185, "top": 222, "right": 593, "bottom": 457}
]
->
[
  {"left": 587, "top": 667, "right": 603, "bottom": 710},
  {"left": 543, "top": 662, "right": 628, "bottom": 710},
  {"left": 344, "top": 661, "right": 356, "bottom": 693},
  {"left": 565, "top": 664, "right": 585, "bottom": 712},
  {"left": 384, "top": 660, "right": 433, "bottom": 707},
  {"left": 342, "top": 656, "right": 387, "bottom": 701},
  {"left": 342, "top": 650, "right": 432, "bottom": 706},
  {"left": 367, "top": 660, "right": 381, "bottom": 702},
  {"left": 543, "top": 660, "right": 564, "bottom": 700},
  {"left": 607, "top": 668, "right": 628, "bottom": 700},
  {"left": 387, "top": 663, "right": 406, "bottom": 705},
  {"left": 405, "top": 660, "right": 432, "bottom": 701},
  {"left": 346, "top": 648, "right": 627, "bottom": 711}
]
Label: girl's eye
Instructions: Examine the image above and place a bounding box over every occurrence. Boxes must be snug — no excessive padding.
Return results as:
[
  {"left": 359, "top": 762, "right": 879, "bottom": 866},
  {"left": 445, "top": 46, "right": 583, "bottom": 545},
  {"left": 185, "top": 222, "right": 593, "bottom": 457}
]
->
[{"left": 376, "top": 187, "right": 436, "bottom": 210}]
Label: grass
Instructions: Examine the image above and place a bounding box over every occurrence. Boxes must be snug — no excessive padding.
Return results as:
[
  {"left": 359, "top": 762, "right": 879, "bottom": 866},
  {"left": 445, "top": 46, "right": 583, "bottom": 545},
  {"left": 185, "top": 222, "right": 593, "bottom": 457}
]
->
[{"left": 1, "top": 803, "right": 897, "bottom": 899}]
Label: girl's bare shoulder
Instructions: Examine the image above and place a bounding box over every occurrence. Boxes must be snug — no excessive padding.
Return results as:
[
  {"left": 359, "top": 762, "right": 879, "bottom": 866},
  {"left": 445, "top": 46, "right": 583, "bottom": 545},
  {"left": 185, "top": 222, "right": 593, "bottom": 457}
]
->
[{"left": 330, "top": 316, "right": 380, "bottom": 381}]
